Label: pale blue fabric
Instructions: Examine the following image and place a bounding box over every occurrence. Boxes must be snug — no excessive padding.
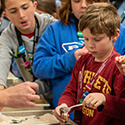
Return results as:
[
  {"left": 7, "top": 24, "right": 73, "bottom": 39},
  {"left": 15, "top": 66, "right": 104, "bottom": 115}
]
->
[{"left": 118, "top": 0, "right": 125, "bottom": 25}]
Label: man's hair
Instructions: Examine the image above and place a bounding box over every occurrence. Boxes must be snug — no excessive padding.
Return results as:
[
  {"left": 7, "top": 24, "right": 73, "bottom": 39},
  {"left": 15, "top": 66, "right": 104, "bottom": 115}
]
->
[
  {"left": 1, "top": 0, "right": 35, "bottom": 11},
  {"left": 78, "top": 2, "right": 121, "bottom": 38},
  {"left": 59, "top": 0, "right": 108, "bottom": 25}
]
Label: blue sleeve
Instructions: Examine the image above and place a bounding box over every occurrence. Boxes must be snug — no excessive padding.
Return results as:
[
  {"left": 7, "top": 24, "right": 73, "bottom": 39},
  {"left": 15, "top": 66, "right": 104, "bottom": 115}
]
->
[
  {"left": 33, "top": 25, "right": 77, "bottom": 79},
  {"left": 114, "top": 24, "right": 125, "bottom": 55}
]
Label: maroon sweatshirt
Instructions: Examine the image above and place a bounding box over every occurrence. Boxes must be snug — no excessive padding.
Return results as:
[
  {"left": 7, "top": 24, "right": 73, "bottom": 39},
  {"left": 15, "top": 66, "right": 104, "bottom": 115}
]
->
[{"left": 59, "top": 50, "right": 125, "bottom": 125}]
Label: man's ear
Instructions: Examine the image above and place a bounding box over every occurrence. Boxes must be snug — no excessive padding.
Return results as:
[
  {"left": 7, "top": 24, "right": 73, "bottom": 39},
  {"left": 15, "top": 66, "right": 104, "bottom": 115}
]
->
[{"left": 112, "top": 29, "right": 120, "bottom": 42}]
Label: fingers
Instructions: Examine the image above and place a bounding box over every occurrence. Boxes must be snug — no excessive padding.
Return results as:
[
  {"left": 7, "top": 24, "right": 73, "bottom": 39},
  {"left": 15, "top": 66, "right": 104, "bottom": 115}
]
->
[
  {"left": 29, "top": 94, "right": 40, "bottom": 102},
  {"left": 26, "top": 82, "right": 39, "bottom": 93},
  {"left": 83, "top": 94, "right": 96, "bottom": 108},
  {"left": 54, "top": 107, "right": 66, "bottom": 124},
  {"left": 82, "top": 93, "right": 105, "bottom": 109},
  {"left": 14, "top": 94, "right": 40, "bottom": 108},
  {"left": 115, "top": 56, "right": 125, "bottom": 64},
  {"left": 115, "top": 56, "right": 125, "bottom": 76}
]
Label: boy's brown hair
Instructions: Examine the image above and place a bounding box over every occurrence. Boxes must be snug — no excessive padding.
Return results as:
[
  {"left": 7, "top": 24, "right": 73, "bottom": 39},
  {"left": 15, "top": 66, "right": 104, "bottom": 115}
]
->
[
  {"left": 59, "top": 0, "right": 108, "bottom": 25},
  {"left": 78, "top": 2, "right": 121, "bottom": 38},
  {"left": 1, "top": 0, "right": 35, "bottom": 11},
  {"left": 36, "top": 0, "right": 57, "bottom": 16}
]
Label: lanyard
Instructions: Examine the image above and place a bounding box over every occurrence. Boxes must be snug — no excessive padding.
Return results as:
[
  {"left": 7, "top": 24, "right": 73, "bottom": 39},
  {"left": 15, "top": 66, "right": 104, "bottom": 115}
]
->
[
  {"left": 73, "top": 14, "right": 85, "bottom": 48},
  {"left": 77, "top": 49, "right": 116, "bottom": 103},
  {"left": 15, "top": 16, "right": 39, "bottom": 61},
  {"left": 14, "top": 16, "right": 39, "bottom": 80}
]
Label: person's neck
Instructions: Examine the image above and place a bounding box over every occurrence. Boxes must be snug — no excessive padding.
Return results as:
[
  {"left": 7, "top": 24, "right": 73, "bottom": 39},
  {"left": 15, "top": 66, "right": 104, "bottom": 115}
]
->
[{"left": 21, "top": 31, "right": 34, "bottom": 38}]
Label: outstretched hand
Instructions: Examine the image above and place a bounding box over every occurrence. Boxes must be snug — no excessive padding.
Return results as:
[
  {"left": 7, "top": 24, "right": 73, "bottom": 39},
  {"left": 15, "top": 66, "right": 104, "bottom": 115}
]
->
[{"left": 0, "top": 81, "right": 40, "bottom": 108}]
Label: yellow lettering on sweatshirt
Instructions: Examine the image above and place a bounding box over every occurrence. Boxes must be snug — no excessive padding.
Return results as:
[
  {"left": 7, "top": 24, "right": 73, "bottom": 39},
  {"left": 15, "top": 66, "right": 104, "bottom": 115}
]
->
[
  {"left": 102, "top": 80, "right": 111, "bottom": 94},
  {"left": 80, "top": 70, "right": 111, "bottom": 94},
  {"left": 82, "top": 107, "right": 94, "bottom": 117},
  {"left": 94, "top": 75, "right": 111, "bottom": 94},
  {"left": 84, "top": 70, "right": 95, "bottom": 83}
]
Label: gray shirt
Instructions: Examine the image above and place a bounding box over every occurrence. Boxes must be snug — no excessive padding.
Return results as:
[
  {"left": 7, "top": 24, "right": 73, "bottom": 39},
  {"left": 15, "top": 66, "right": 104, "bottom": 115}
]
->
[{"left": 0, "top": 12, "right": 56, "bottom": 87}]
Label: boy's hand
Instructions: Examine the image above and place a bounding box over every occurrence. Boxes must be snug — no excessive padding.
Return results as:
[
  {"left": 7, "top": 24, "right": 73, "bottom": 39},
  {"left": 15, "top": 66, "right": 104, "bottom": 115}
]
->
[
  {"left": 82, "top": 93, "right": 106, "bottom": 109},
  {"left": 54, "top": 103, "right": 69, "bottom": 124},
  {"left": 115, "top": 56, "right": 125, "bottom": 76}
]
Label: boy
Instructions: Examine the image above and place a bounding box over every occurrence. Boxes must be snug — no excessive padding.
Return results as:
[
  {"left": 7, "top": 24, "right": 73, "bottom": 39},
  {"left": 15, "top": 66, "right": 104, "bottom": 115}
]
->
[
  {"left": 54, "top": 3, "right": 125, "bottom": 125},
  {"left": 0, "top": 0, "right": 56, "bottom": 88}
]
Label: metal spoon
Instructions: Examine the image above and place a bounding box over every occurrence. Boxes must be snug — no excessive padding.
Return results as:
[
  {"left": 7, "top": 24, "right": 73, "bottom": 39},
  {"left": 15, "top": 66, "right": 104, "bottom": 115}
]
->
[
  {"left": 60, "top": 104, "right": 83, "bottom": 122},
  {"left": 67, "top": 103, "right": 83, "bottom": 112},
  {"left": 12, "top": 118, "right": 28, "bottom": 124}
]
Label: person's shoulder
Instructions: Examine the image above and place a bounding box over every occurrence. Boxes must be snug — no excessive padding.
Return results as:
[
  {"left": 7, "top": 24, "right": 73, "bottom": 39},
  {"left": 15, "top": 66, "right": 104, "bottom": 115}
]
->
[
  {"left": 49, "top": 20, "right": 62, "bottom": 26},
  {"left": 76, "top": 53, "right": 91, "bottom": 65},
  {"left": 0, "top": 22, "right": 16, "bottom": 37},
  {"left": 35, "top": 12, "right": 57, "bottom": 21}
]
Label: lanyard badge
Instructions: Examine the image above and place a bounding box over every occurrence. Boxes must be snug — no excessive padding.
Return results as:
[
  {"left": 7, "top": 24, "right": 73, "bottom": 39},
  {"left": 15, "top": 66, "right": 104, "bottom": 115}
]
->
[
  {"left": 14, "top": 46, "right": 26, "bottom": 58},
  {"left": 77, "top": 31, "right": 85, "bottom": 48}
]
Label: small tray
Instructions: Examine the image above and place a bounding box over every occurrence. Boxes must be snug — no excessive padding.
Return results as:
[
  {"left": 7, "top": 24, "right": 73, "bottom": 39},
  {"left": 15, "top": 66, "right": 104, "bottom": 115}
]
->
[{"left": 1, "top": 107, "right": 77, "bottom": 125}]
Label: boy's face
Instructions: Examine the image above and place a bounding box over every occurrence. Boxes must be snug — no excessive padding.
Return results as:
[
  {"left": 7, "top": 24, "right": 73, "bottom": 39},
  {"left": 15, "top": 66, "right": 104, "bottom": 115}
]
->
[
  {"left": 3, "top": 0, "right": 37, "bottom": 34},
  {"left": 71, "top": 0, "right": 92, "bottom": 19},
  {"left": 82, "top": 28, "right": 118, "bottom": 62}
]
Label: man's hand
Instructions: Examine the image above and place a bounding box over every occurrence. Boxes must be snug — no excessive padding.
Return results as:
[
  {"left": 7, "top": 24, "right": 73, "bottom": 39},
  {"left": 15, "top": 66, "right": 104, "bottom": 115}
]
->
[{"left": 0, "top": 81, "right": 40, "bottom": 108}]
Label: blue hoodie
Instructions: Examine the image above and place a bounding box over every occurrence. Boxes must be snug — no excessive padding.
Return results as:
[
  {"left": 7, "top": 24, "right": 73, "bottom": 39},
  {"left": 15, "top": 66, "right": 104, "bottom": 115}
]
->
[
  {"left": 33, "top": 19, "right": 79, "bottom": 109},
  {"left": 117, "top": 0, "right": 125, "bottom": 26}
]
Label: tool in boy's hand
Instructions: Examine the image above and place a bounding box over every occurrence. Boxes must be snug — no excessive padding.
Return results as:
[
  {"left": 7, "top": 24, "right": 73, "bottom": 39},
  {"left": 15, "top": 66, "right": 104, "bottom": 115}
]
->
[
  {"left": 60, "top": 103, "right": 83, "bottom": 122},
  {"left": 60, "top": 91, "right": 90, "bottom": 122},
  {"left": 60, "top": 91, "right": 89, "bottom": 119},
  {"left": 60, "top": 107, "right": 69, "bottom": 122}
]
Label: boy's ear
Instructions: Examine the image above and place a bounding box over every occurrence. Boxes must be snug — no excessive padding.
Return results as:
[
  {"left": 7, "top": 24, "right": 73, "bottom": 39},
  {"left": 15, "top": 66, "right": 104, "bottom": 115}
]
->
[
  {"left": 3, "top": 12, "right": 7, "bottom": 18},
  {"left": 112, "top": 29, "right": 120, "bottom": 42},
  {"left": 34, "top": 1, "right": 37, "bottom": 10},
  {"left": 3, "top": 11, "right": 10, "bottom": 20}
]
